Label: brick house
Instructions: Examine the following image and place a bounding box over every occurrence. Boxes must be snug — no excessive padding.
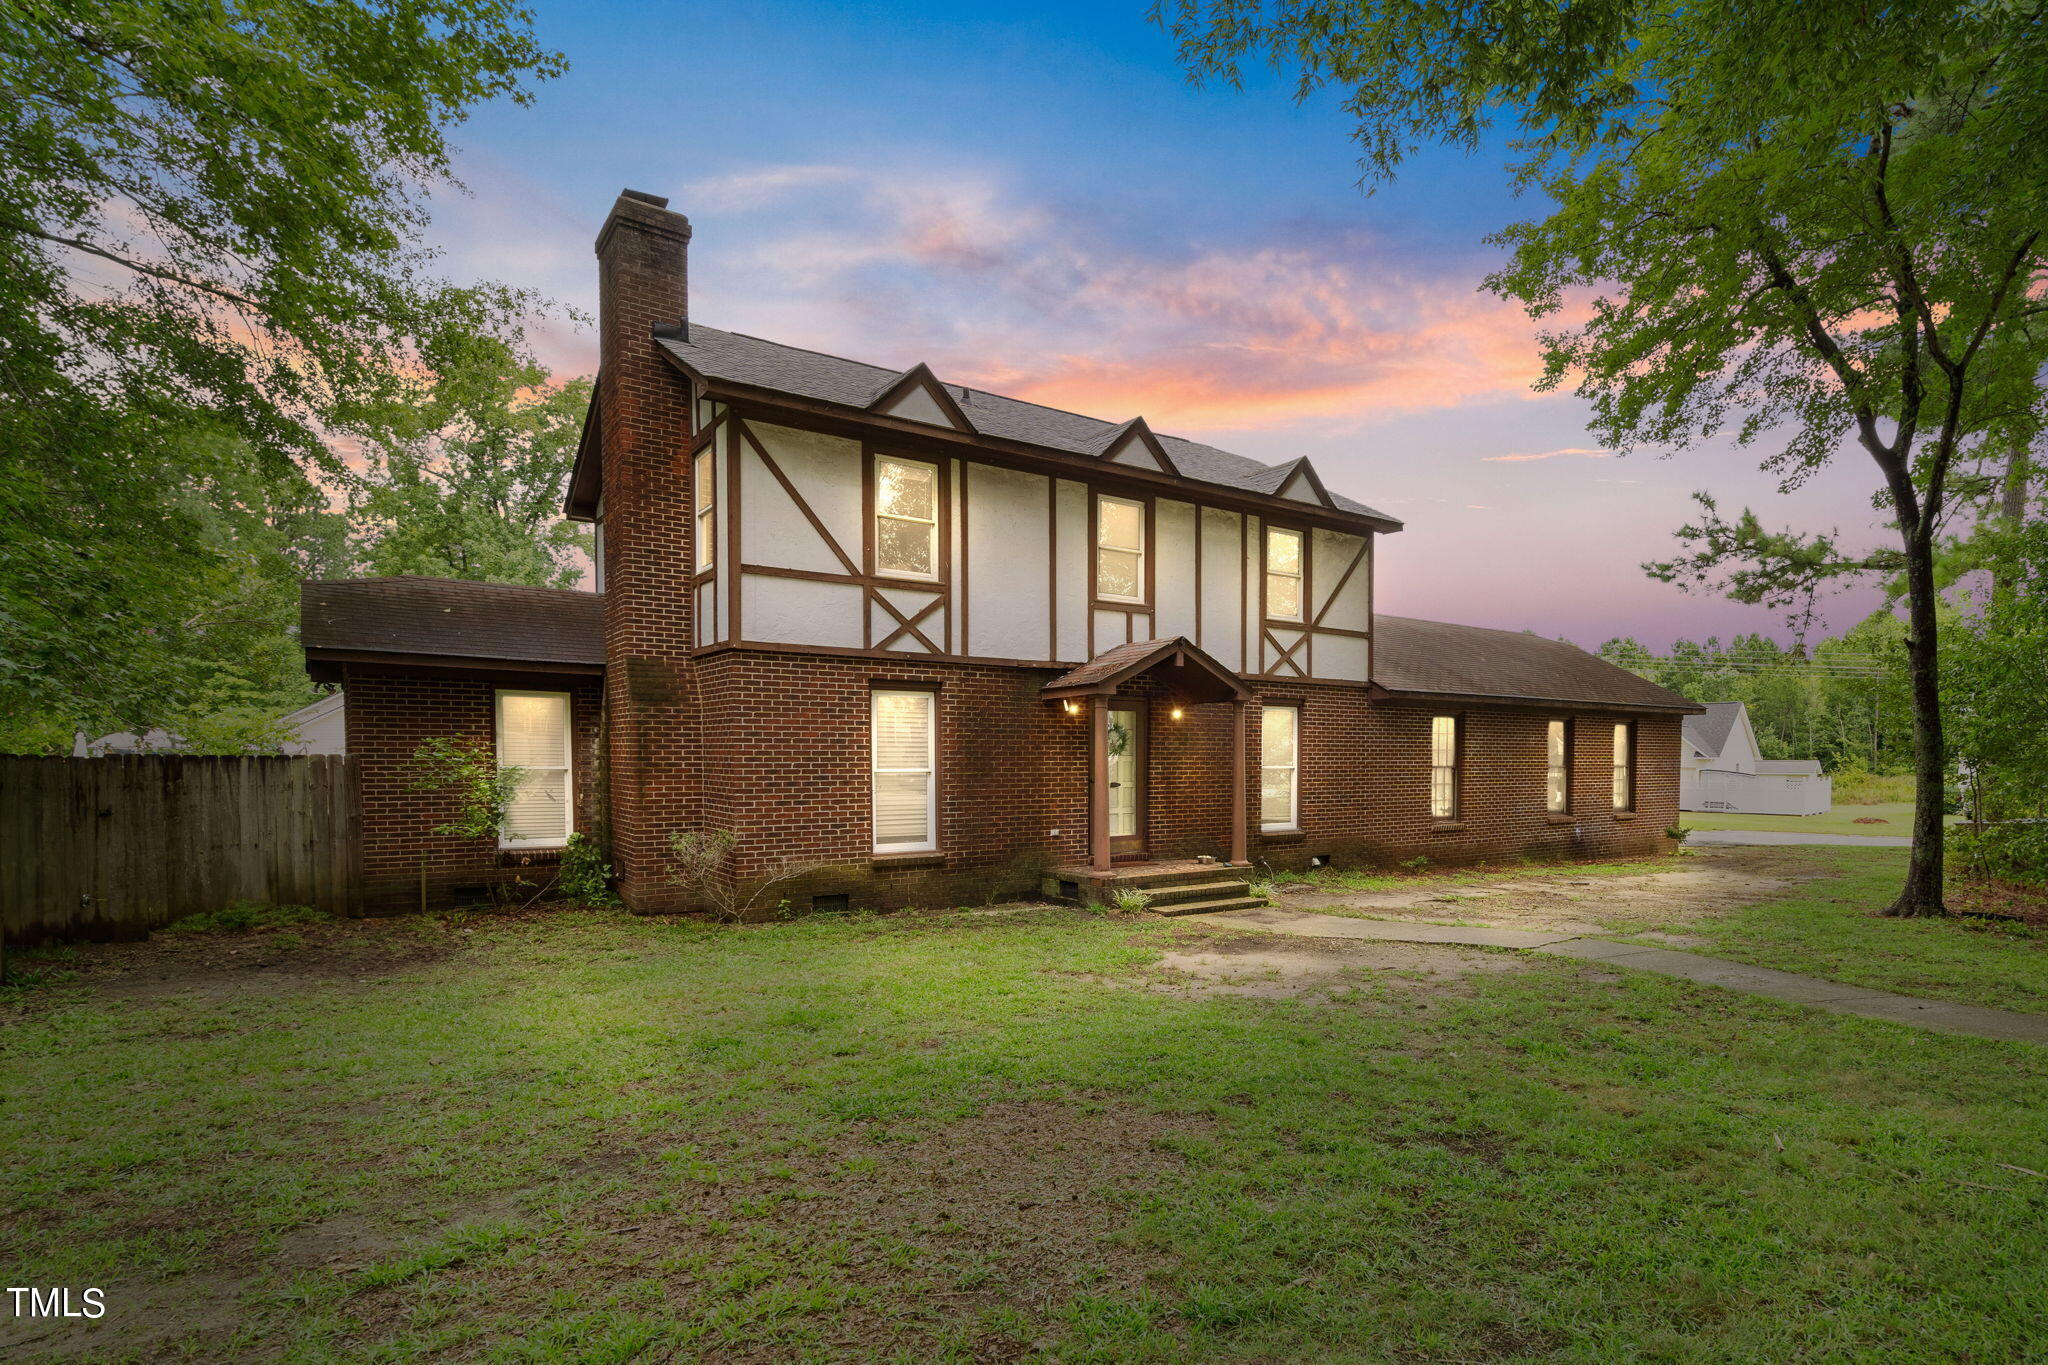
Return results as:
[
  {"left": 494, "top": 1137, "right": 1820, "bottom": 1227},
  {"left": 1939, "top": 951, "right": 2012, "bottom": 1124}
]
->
[{"left": 301, "top": 188, "right": 1702, "bottom": 914}]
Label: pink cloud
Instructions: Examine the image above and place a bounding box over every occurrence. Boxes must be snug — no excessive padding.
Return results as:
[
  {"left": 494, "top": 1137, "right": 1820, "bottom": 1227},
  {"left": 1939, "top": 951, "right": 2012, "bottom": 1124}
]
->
[
  {"left": 688, "top": 165, "right": 1587, "bottom": 434},
  {"left": 1482, "top": 447, "right": 1613, "bottom": 462}
]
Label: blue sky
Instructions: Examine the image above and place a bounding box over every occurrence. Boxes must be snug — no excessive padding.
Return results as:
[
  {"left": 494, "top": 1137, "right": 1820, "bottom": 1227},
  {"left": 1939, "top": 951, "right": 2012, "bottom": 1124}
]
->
[{"left": 430, "top": 0, "right": 1890, "bottom": 649}]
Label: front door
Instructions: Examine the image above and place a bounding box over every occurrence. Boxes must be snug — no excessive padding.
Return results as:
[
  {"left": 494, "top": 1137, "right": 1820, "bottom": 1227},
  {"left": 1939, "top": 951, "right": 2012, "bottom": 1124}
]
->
[{"left": 1107, "top": 702, "right": 1145, "bottom": 858}]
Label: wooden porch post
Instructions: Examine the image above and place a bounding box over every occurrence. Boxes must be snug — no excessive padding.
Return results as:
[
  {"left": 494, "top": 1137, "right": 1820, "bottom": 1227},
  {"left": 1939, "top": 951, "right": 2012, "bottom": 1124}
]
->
[
  {"left": 1089, "top": 694, "right": 1112, "bottom": 872},
  {"left": 1230, "top": 697, "right": 1249, "bottom": 866}
]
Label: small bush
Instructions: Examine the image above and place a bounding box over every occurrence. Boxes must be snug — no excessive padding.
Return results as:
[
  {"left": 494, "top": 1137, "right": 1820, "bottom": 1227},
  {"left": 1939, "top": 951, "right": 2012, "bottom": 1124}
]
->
[
  {"left": 163, "top": 901, "right": 329, "bottom": 935},
  {"left": 558, "top": 833, "right": 616, "bottom": 906},
  {"left": 1246, "top": 880, "right": 1278, "bottom": 901},
  {"left": 1400, "top": 855, "right": 1430, "bottom": 872},
  {"left": 1665, "top": 824, "right": 1693, "bottom": 843},
  {"left": 1949, "top": 822, "right": 2048, "bottom": 890},
  {"left": 1109, "top": 886, "right": 1154, "bottom": 914}
]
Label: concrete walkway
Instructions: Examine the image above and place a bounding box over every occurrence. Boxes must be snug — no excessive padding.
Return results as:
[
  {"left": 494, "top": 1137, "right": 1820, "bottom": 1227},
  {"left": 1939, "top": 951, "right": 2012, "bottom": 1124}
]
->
[
  {"left": 1192, "top": 905, "right": 2048, "bottom": 1045},
  {"left": 1687, "top": 829, "right": 1912, "bottom": 848}
]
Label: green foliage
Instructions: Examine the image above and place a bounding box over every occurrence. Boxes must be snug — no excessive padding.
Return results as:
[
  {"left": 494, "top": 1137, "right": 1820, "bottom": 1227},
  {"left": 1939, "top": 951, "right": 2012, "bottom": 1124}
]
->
[
  {"left": 408, "top": 738, "right": 523, "bottom": 842},
  {"left": 350, "top": 343, "right": 593, "bottom": 588},
  {"left": 1947, "top": 521, "right": 2048, "bottom": 826},
  {"left": 557, "top": 833, "right": 616, "bottom": 907},
  {"left": 1164, "top": 0, "right": 2048, "bottom": 914},
  {"left": 0, "top": 0, "right": 563, "bottom": 739},
  {"left": 161, "top": 901, "right": 329, "bottom": 935},
  {"left": 1598, "top": 616, "right": 1916, "bottom": 774},
  {"left": 1948, "top": 823, "right": 2048, "bottom": 891},
  {"left": 1108, "top": 886, "right": 1154, "bottom": 914}
]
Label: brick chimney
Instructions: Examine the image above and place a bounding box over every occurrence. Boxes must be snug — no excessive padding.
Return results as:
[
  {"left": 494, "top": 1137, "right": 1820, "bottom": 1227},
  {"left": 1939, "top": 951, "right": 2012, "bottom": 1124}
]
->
[{"left": 594, "top": 189, "right": 695, "bottom": 911}]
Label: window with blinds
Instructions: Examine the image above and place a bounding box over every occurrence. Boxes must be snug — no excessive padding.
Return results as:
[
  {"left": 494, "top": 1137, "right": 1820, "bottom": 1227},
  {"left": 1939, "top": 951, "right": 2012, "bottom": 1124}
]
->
[
  {"left": 496, "top": 690, "right": 572, "bottom": 848},
  {"left": 1612, "top": 721, "right": 1635, "bottom": 810},
  {"left": 871, "top": 689, "right": 936, "bottom": 852},
  {"left": 875, "top": 456, "right": 939, "bottom": 578},
  {"left": 693, "top": 449, "right": 715, "bottom": 571},
  {"left": 1430, "top": 715, "right": 1460, "bottom": 820},
  {"left": 1095, "top": 495, "right": 1145, "bottom": 602},
  {"left": 1546, "top": 719, "right": 1571, "bottom": 814},
  {"left": 1260, "top": 705, "right": 1299, "bottom": 830},
  {"left": 1265, "top": 527, "right": 1304, "bottom": 621}
]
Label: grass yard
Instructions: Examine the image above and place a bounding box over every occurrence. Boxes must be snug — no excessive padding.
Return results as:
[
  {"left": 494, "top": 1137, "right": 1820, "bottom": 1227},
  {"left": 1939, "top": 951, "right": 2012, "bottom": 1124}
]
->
[
  {"left": 5, "top": 855, "right": 2048, "bottom": 1362},
  {"left": 1677, "top": 800, "right": 1958, "bottom": 837}
]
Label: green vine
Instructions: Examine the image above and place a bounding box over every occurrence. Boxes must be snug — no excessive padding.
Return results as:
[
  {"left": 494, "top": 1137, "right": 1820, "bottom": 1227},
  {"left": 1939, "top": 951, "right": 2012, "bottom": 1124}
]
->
[{"left": 407, "top": 737, "right": 525, "bottom": 842}]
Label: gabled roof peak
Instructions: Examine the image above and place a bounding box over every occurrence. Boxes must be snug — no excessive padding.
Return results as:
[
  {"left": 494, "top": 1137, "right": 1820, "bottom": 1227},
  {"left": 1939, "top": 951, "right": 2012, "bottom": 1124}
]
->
[
  {"left": 1092, "top": 416, "right": 1179, "bottom": 476},
  {"left": 866, "top": 361, "right": 976, "bottom": 433}
]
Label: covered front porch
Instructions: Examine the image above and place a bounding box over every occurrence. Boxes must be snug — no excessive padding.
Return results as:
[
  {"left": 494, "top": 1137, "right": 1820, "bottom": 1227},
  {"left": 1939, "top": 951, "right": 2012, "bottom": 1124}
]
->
[{"left": 1041, "top": 637, "right": 1259, "bottom": 890}]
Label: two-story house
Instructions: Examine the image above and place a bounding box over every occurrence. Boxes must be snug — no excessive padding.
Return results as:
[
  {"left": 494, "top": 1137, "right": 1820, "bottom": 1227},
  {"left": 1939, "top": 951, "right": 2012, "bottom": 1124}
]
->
[{"left": 300, "top": 189, "right": 1701, "bottom": 914}]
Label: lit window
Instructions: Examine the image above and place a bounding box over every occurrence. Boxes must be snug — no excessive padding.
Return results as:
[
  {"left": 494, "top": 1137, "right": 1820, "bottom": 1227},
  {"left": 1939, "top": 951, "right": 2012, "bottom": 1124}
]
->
[
  {"left": 1546, "top": 719, "right": 1570, "bottom": 814},
  {"left": 693, "top": 449, "right": 715, "bottom": 571},
  {"left": 872, "top": 690, "right": 936, "bottom": 851},
  {"left": 1260, "top": 705, "right": 1299, "bottom": 830},
  {"left": 496, "top": 690, "right": 572, "bottom": 848},
  {"left": 1430, "top": 715, "right": 1460, "bottom": 820},
  {"left": 1266, "top": 527, "right": 1304, "bottom": 620},
  {"left": 1612, "top": 722, "right": 1634, "bottom": 810},
  {"left": 1095, "top": 495, "right": 1145, "bottom": 601},
  {"left": 874, "top": 457, "right": 939, "bottom": 578}
]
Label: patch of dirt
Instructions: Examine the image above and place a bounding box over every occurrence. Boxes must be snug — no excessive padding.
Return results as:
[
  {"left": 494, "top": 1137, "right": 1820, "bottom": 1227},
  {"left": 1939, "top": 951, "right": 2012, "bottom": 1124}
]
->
[
  {"left": 1284, "top": 846, "right": 1829, "bottom": 936},
  {"left": 3, "top": 916, "right": 470, "bottom": 1014},
  {"left": 1137, "top": 933, "right": 1524, "bottom": 1000}
]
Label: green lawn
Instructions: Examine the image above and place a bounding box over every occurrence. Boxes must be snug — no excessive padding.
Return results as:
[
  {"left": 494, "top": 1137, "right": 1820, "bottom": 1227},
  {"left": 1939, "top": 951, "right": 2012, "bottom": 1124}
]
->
[
  {"left": 1679, "top": 800, "right": 1958, "bottom": 836},
  {"left": 5, "top": 876, "right": 2048, "bottom": 1362},
  {"left": 1634, "top": 847, "right": 2048, "bottom": 1012}
]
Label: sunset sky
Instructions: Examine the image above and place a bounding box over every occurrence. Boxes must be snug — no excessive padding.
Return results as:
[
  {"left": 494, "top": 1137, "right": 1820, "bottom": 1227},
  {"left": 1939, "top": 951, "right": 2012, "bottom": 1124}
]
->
[{"left": 429, "top": 0, "right": 1893, "bottom": 650}]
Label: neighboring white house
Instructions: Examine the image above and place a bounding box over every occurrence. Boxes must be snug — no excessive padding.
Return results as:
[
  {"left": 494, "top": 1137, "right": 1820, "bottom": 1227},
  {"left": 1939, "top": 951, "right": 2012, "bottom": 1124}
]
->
[
  {"left": 275, "top": 692, "right": 346, "bottom": 755},
  {"left": 1680, "top": 700, "right": 1831, "bottom": 815}
]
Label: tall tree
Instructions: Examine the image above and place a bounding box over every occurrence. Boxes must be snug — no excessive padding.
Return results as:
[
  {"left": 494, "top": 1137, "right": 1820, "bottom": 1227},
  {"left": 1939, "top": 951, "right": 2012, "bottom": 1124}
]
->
[
  {"left": 1163, "top": 0, "right": 2048, "bottom": 914},
  {"left": 0, "top": 0, "right": 564, "bottom": 740},
  {"left": 350, "top": 344, "right": 592, "bottom": 589}
]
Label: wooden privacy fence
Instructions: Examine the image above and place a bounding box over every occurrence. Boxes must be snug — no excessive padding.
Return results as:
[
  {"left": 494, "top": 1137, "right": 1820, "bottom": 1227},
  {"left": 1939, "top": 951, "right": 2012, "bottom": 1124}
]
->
[{"left": 0, "top": 755, "right": 361, "bottom": 942}]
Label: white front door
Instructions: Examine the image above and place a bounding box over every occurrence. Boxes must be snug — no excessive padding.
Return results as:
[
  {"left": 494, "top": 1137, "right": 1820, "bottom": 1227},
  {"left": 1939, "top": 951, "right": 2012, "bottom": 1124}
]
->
[{"left": 1107, "top": 704, "right": 1143, "bottom": 853}]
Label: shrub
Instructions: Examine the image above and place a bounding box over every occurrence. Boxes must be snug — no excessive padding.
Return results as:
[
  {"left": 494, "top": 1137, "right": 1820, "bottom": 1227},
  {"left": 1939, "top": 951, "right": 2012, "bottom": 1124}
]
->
[
  {"left": 1109, "top": 886, "right": 1154, "bottom": 914},
  {"left": 163, "top": 901, "right": 329, "bottom": 935},
  {"left": 1665, "top": 824, "right": 1693, "bottom": 843},
  {"left": 1246, "top": 880, "right": 1278, "bottom": 901},
  {"left": 407, "top": 738, "right": 523, "bottom": 842},
  {"left": 1949, "top": 822, "right": 2048, "bottom": 890},
  {"left": 557, "top": 832, "right": 616, "bottom": 906}
]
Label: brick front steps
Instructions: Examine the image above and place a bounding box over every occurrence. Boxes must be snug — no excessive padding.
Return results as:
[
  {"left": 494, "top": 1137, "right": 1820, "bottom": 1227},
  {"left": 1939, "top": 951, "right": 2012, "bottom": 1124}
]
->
[{"left": 1045, "top": 860, "right": 1268, "bottom": 915}]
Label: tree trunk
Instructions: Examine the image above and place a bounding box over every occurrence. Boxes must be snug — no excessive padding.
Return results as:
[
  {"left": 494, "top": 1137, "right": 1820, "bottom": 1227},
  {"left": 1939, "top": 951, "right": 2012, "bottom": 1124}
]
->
[{"left": 1883, "top": 532, "right": 1948, "bottom": 918}]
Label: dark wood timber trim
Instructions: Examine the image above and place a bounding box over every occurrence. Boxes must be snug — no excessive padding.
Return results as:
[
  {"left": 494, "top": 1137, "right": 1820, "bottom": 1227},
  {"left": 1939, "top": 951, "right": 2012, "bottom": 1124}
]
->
[
  {"left": 862, "top": 443, "right": 952, "bottom": 655},
  {"left": 739, "top": 420, "right": 861, "bottom": 576},
  {"left": 1311, "top": 534, "right": 1368, "bottom": 630},
  {"left": 656, "top": 359, "right": 1402, "bottom": 534},
  {"left": 867, "top": 362, "right": 976, "bottom": 433},
  {"left": 875, "top": 595, "right": 945, "bottom": 653},
  {"left": 958, "top": 458, "right": 969, "bottom": 655},
  {"left": 1192, "top": 503, "right": 1204, "bottom": 643},
  {"left": 1238, "top": 513, "right": 1248, "bottom": 672},
  {"left": 725, "top": 410, "right": 742, "bottom": 642},
  {"left": 1046, "top": 475, "right": 1060, "bottom": 660}
]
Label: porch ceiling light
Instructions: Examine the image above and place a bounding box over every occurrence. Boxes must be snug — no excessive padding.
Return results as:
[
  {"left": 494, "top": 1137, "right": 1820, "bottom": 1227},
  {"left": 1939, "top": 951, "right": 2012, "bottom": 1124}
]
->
[{"left": 1062, "top": 700, "right": 1081, "bottom": 716}]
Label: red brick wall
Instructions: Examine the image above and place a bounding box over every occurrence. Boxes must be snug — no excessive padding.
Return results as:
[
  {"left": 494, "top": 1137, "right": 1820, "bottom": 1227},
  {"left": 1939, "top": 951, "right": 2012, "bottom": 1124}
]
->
[
  {"left": 344, "top": 665, "right": 601, "bottom": 910},
  {"left": 602, "top": 650, "right": 1680, "bottom": 913},
  {"left": 593, "top": 191, "right": 699, "bottom": 911}
]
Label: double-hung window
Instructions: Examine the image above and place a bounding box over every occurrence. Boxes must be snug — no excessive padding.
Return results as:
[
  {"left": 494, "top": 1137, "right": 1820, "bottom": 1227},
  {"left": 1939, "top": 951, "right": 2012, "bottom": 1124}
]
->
[
  {"left": 1265, "top": 527, "right": 1304, "bottom": 621},
  {"left": 693, "top": 449, "right": 715, "bottom": 572},
  {"left": 875, "top": 456, "right": 939, "bottom": 578},
  {"left": 1095, "top": 495, "right": 1145, "bottom": 602},
  {"left": 1260, "top": 705, "right": 1299, "bottom": 831},
  {"left": 496, "top": 690, "right": 572, "bottom": 848},
  {"left": 1546, "top": 719, "right": 1571, "bottom": 814},
  {"left": 1430, "top": 715, "right": 1461, "bottom": 820},
  {"left": 871, "top": 689, "right": 936, "bottom": 852},
  {"left": 1612, "top": 722, "right": 1635, "bottom": 810}
]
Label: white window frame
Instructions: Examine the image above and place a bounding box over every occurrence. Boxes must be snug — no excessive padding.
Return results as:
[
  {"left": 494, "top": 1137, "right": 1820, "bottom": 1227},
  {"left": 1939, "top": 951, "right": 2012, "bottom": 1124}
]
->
[
  {"left": 1546, "top": 718, "right": 1571, "bottom": 814},
  {"left": 1094, "top": 494, "right": 1147, "bottom": 603},
  {"left": 693, "top": 448, "right": 716, "bottom": 572},
  {"left": 871, "top": 688, "right": 937, "bottom": 853},
  {"left": 1612, "top": 721, "right": 1635, "bottom": 811},
  {"left": 874, "top": 455, "right": 941, "bottom": 581},
  {"left": 1260, "top": 703, "right": 1300, "bottom": 832},
  {"left": 1430, "top": 714, "right": 1461, "bottom": 821},
  {"left": 1265, "top": 526, "right": 1305, "bottom": 622},
  {"left": 495, "top": 689, "right": 573, "bottom": 850}
]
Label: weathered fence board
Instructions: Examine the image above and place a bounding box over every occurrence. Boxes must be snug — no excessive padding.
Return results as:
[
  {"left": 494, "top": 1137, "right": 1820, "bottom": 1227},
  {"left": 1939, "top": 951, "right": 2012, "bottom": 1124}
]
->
[{"left": 0, "top": 755, "right": 360, "bottom": 942}]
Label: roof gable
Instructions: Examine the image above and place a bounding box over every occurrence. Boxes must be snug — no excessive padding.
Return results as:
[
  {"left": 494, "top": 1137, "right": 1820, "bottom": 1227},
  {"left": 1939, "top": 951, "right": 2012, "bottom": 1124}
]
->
[
  {"left": 1274, "top": 458, "right": 1335, "bottom": 508},
  {"left": 867, "top": 363, "right": 976, "bottom": 433},
  {"left": 1094, "top": 417, "right": 1180, "bottom": 476}
]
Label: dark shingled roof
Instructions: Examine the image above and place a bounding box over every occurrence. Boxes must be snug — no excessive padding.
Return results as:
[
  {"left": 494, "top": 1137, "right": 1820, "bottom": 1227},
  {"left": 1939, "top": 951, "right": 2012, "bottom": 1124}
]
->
[
  {"left": 655, "top": 325, "right": 1399, "bottom": 525},
  {"left": 300, "top": 577, "right": 605, "bottom": 667},
  {"left": 1683, "top": 701, "right": 1745, "bottom": 755},
  {"left": 1373, "top": 616, "right": 1702, "bottom": 712},
  {"left": 1041, "top": 638, "right": 1250, "bottom": 701}
]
